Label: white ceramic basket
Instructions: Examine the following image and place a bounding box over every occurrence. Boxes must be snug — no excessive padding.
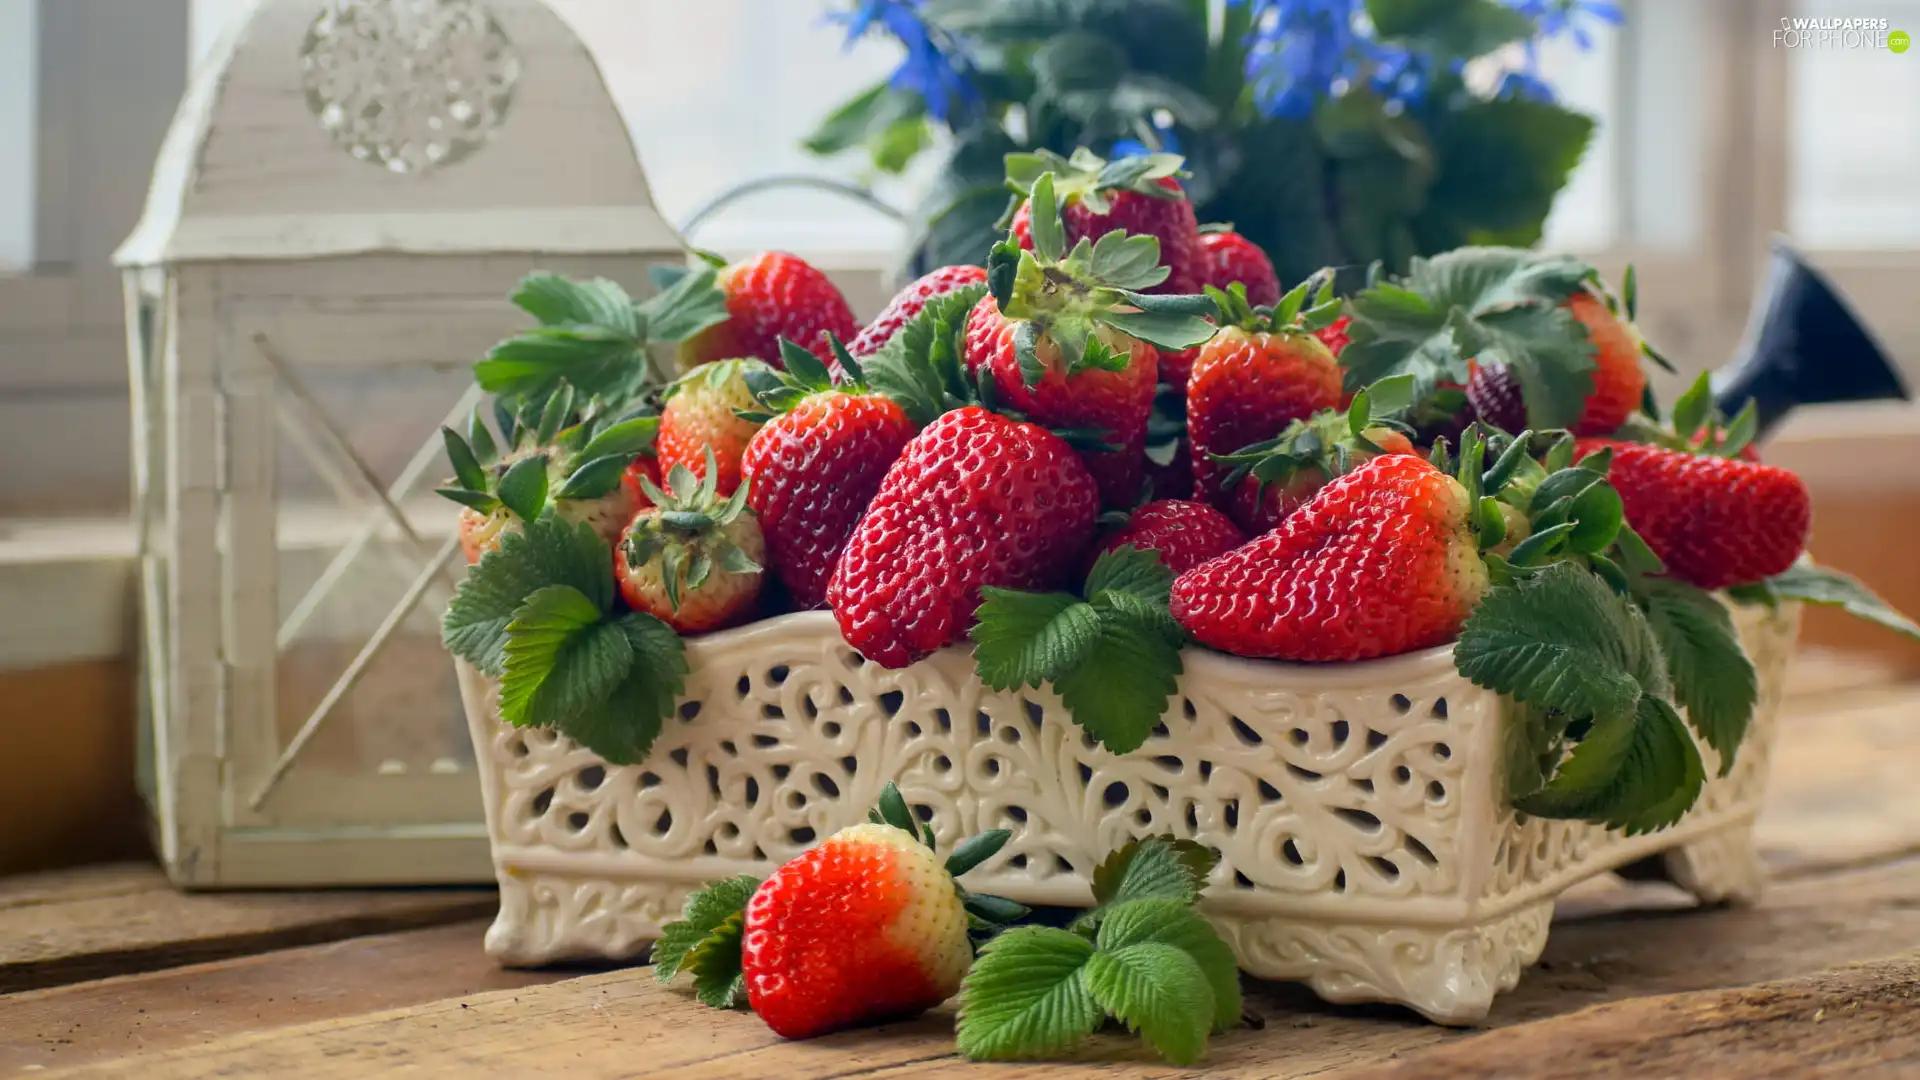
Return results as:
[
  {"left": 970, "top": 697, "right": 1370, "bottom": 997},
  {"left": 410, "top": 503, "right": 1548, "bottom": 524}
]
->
[{"left": 457, "top": 601, "right": 1800, "bottom": 1024}]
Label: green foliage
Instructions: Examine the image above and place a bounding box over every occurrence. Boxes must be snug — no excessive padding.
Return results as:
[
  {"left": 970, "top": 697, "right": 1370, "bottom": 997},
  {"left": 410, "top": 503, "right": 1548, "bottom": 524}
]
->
[
  {"left": 1729, "top": 565, "right": 1920, "bottom": 643},
  {"left": 804, "top": 3, "right": 1597, "bottom": 280}
]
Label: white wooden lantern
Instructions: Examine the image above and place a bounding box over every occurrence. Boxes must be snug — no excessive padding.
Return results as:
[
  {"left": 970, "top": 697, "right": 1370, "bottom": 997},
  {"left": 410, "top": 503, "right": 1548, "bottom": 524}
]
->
[{"left": 117, "top": 0, "right": 683, "bottom": 887}]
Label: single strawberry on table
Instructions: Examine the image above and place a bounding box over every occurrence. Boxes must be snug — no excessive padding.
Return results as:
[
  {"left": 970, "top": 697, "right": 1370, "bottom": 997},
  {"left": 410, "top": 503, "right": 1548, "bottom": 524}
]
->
[
  {"left": 1006, "top": 148, "right": 1203, "bottom": 295},
  {"left": 828, "top": 405, "right": 1101, "bottom": 668},
  {"left": 1187, "top": 279, "right": 1344, "bottom": 506},
  {"left": 965, "top": 173, "right": 1216, "bottom": 508},
  {"left": 1195, "top": 226, "right": 1280, "bottom": 308},
  {"left": 616, "top": 447, "right": 766, "bottom": 633},
  {"left": 1094, "top": 499, "right": 1245, "bottom": 576},
  {"left": 437, "top": 384, "right": 657, "bottom": 563},
  {"left": 655, "top": 358, "right": 773, "bottom": 496},
  {"left": 846, "top": 264, "right": 988, "bottom": 358},
  {"left": 676, "top": 251, "right": 858, "bottom": 371},
  {"left": 739, "top": 338, "right": 918, "bottom": 610}
]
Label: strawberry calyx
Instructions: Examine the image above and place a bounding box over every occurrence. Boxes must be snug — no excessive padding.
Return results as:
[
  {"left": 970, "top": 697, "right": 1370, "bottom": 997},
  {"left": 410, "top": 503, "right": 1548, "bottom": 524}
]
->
[
  {"left": 621, "top": 447, "right": 762, "bottom": 612},
  {"left": 1002, "top": 147, "right": 1187, "bottom": 218},
  {"left": 1203, "top": 274, "right": 1342, "bottom": 338},
  {"left": 739, "top": 335, "right": 870, "bottom": 421},
  {"left": 1212, "top": 374, "right": 1418, "bottom": 499},
  {"left": 987, "top": 171, "right": 1215, "bottom": 389},
  {"left": 1611, "top": 372, "right": 1761, "bottom": 460},
  {"left": 437, "top": 379, "right": 659, "bottom": 521}
]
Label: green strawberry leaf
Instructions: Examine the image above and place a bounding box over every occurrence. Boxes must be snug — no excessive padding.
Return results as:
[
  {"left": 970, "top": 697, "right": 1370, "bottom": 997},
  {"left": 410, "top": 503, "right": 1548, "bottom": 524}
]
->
[
  {"left": 971, "top": 590, "right": 1102, "bottom": 692},
  {"left": 686, "top": 910, "right": 749, "bottom": 1009},
  {"left": 864, "top": 283, "right": 988, "bottom": 426},
  {"left": 436, "top": 487, "right": 500, "bottom": 514},
  {"left": 1093, "top": 899, "right": 1241, "bottom": 1032},
  {"left": 475, "top": 325, "right": 647, "bottom": 403},
  {"left": 1085, "top": 545, "right": 1175, "bottom": 609},
  {"left": 1080, "top": 943, "right": 1215, "bottom": 1066},
  {"left": 547, "top": 611, "right": 689, "bottom": 765},
  {"left": 1632, "top": 578, "right": 1757, "bottom": 774},
  {"left": 1614, "top": 697, "right": 1709, "bottom": 835},
  {"left": 1455, "top": 562, "right": 1668, "bottom": 726},
  {"left": 956, "top": 927, "right": 1104, "bottom": 1062},
  {"left": 576, "top": 414, "right": 659, "bottom": 463},
  {"left": 443, "top": 519, "right": 614, "bottom": 675},
  {"left": 1087, "top": 837, "right": 1220, "bottom": 913},
  {"left": 1731, "top": 565, "right": 1920, "bottom": 642},
  {"left": 512, "top": 273, "right": 640, "bottom": 335},
  {"left": 1089, "top": 235, "right": 1169, "bottom": 294},
  {"left": 1054, "top": 610, "right": 1184, "bottom": 754},
  {"left": 1094, "top": 310, "right": 1217, "bottom": 352},
  {"left": 498, "top": 586, "right": 633, "bottom": 730},
  {"left": 1516, "top": 695, "right": 1705, "bottom": 833},
  {"left": 1670, "top": 373, "right": 1714, "bottom": 441},
  {"left": 946, "top": 829, "right": 1013, "bottom": 878},
  {"left": 637, "top": 265, "right": 730, "bottom": 345},
  {"left": 495, "top": 455, "right": 551, "bottom": 523},
  {"left": 654, "top": 874, "right": 759, "bottom": 981},
  {"left": 441, "top": 427, "right": 487, "bottom": 492},
  {"left": 555, "top": 454, "right": 628, "bottom": 501}
]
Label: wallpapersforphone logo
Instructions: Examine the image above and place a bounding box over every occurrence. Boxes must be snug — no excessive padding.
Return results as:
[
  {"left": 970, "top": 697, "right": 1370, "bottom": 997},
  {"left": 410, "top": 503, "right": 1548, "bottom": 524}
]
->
[{"left": 1772, "top": 16, "right": 1908, "bottom": 50}]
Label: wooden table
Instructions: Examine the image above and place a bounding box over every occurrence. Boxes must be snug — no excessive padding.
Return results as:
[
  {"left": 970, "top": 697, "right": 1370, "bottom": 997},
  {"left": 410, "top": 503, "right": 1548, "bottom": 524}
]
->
[{"left": 5, "top": 650, "right": 1919, "bottom": 1079}]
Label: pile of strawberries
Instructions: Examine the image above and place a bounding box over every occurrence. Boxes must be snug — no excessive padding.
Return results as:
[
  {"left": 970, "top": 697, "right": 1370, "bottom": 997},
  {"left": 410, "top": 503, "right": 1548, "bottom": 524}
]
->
[{"left": 450, "top": 146, "right": 1824, "bottom": 669}]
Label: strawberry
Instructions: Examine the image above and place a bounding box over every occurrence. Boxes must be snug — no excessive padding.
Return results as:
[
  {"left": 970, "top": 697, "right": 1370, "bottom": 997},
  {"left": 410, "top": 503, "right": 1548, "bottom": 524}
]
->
[
  {"left": 828, "top": 405, "right": 1100, "bottom": 668},
  {"left": 677, "top": 252, "right": 858, "bottom": 371},
  {"left": 1575, "top": 438, "right": 1809, "bottom": 590},
  {"left": 1158, "top": 341, "right": 1205, "bottom": 391},
  {"left": 1187, "top": 281, "right": 1343, "bottom": 506},
  {"left": 1172, "top": 453, "right": 1491, "bottom": 661},
  {"left": 1195, "top": 228, "right": 1280, "bottom": 308},
  {"left": 740, "top": 340, "right": 918, "bottom": 610},
  {"left": 1315, "top": 314, "right": 1353, "bottom": 358},
  {"left": 620, "top": 455, "right": 661, "bottom": 510},
  {"left": 1470, "top": 290, "right": 1647, "bottom": 436},
  {"left": 1006, "top": 148, "right": 1202, "bottom": 295},
  {"left": 1095, "top": 499, "right": 1245, "bottom": 575},
  {"left": 965, "top": 173, "right": 1215, "bottom": 508},
  {"left": 656, "top": 359, "right": 773, "bottom": 496},
  {"left": 741, "top": 821, "right": 972, "bottom": 1038},
  {"left": 616, "top": 449, "right": 766, "bottom": 633},
  {"left": 1214, "top": 408, "right": 1418, "bottom": 535},
  {"left": 438, "top": 385, "right": 656, "bottom": 563},
  {"left": 847, "top": 265, "right": 989, "bottom": 358}
]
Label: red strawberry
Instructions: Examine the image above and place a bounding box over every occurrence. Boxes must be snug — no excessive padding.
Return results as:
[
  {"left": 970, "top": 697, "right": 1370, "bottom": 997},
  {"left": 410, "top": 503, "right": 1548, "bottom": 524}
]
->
[
  {"left": 1470, "top": 291, "right": 1647, "bottom": 436},
  {"left": 1316, "top": 315, "right": 1353, "bottom": 359},
  {"left": 1575, "top": 439, "right": 1808, "bottom": 590},
  {"left": 656, "top": 359, "right": 772, "bottom": 496},
  {"left": 1195, "top": 229, "right": 1280, "bottom": 308},
  {"left": 620, "top": 455, "right": 661, "bottom": 510},
  {"left": 1172, "top": 454, "right": 1489, "bottom": 661},
  {"left": 741, "top": 347, "right": 918, "bottom": 610},
  {"left": 616, "top": 450, "right": 766, "bottom": 633},
  {"left": 828, "top": 406, "right": 1099, "bottom": 668},
  {"left": 1096, "top": 499, "right": 1245, "bottom": 575},
  {"left": 1007, "top": 149, "right": 1202, "bottom": 295},
  {"left": 848, "top": 265, "right": 988, "bottom": 357},
  {"left": 1187, "top": 286, "right": 1343, "bottom": 505},
  {"left": 964, "top": 296, "right": 1158, "bottom": 508},
  {"left": 742, "top": 821, "right": 972, "bottom": 1039},
  {"left": 1159, "top": 342, "right": 1203, "bottom": 390},
  {"left": 1216, "top": 410, "right": 1418, "bottom": 535},
  {"left": 678, "top": 252, "right": 858, "bottom": 371}
]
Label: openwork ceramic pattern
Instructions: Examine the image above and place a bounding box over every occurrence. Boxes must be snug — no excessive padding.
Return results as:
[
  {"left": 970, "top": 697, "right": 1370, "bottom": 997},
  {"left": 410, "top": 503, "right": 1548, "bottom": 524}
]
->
[{"left": 460, "top": 602, "right": 1799, "bottom": 1023}]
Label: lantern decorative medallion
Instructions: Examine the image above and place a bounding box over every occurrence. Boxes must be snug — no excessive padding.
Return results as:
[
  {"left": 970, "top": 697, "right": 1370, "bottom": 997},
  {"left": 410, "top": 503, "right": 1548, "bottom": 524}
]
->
[{"left": 117, "top": 0, "right": 683, "bottom": 886}]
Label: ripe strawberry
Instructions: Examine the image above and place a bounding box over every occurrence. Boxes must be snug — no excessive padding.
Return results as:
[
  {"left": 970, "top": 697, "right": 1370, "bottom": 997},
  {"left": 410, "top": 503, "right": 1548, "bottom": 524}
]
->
[
  {"left": 965, "top": 296, "right": 1158, "bottom": 508},
  {"left": 620, "top": 455, "right": 661, "bottom": 510},
  {"left": 1575, "top": 439, "right": 1809, "bottom": 590},
  {"left": 1315, "top": 315, "right": 1353, "bottom": 358},
  {"left": 847, "top": 265, "right": 989, "bottom": 357},
  {"left": 829, "top": 406, "right": 1099, "bottom": 668},
  {"left": 1158, "top": 342, "right": 1204, "bottom": 391},
  {"left": 1187, "top": 284, "right": 1343, "bottom": 505},
  {"left": 440, "top": 387, "right": 655, "bottom": 563},
  {"left": 740, "top": 341, "right": 918, "bottom": 610},
  {"left": 1195, "top": 229, "right": 1279, "bottom": 308},
  {"left": 1172, "top": 454, "right": 1490, "bottom": 661},
  {"left": 1470, "top": 291, "right": 1647, "bottom": 436},
  {"left": 741, "top": 821, "right": 972, "bottom": 1039},
  {"left": 1007, "top": 148, "right": 1202, "bottom": 295},
  {"left": 966, "top": 173, "right": 1215, "bottom": 508},
  {"left": 616, "top": 450, "right": 766, "bottom": 633},
  {"left": 677, "top": 252, "right": 858, "bottom": 371},
  {"left": 1215, "top": 408, "right": 1418, "bottom": 535},
  {"left": 1096, "top": 499, "right": 1245, "bottom": 575},
  {"left": 656, "top": 359, "right": 773, "bottom": 496}
]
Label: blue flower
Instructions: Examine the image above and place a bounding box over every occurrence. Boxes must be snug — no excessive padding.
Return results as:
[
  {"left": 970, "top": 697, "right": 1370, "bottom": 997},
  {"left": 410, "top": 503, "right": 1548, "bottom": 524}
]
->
[
  {"left": 828, "top": 1, "right": 980, "bottom": 125},
  {"left": 1234, "top": 0, "right": 1367, "bottom": 119},
  {"left": 1506, "top": 0, "right": 1624, "bottom": 51}
]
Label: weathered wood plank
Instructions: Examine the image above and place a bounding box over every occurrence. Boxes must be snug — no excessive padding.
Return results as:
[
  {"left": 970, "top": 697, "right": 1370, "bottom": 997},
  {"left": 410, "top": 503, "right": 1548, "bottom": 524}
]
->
[
  {"left": 0, "top": 920, "right": 569, "bottom": 1074},
  {"left": 1758, "top": 685, "right": 1920, "bottom": 877},
  {"left": 1339, "top": 951, "right": 1920, "bottom": 1080},
  {"left": 0, "top": 863, "right": 495, "bottom": 994},
  {"left": 32, "top": 857, "right": 1920, "bottom": 1080}
]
